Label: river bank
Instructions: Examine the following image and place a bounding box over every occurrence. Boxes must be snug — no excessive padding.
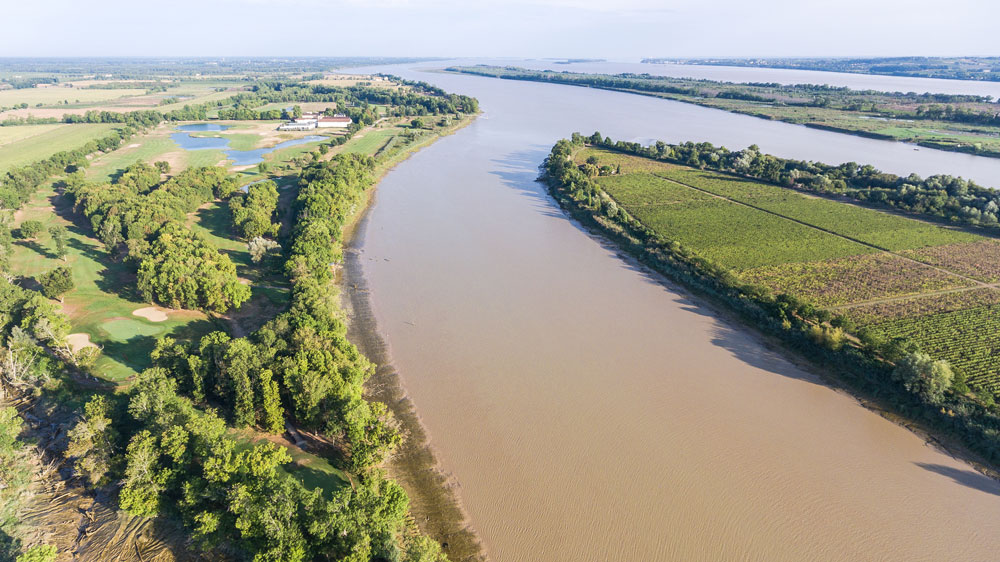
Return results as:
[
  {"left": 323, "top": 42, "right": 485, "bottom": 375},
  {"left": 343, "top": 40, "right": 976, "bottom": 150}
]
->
[
  {"left": 337, "top": 114, "right": 487, "bottom": 562},
  {"left": 443, "top": 67, "right": 1000, "bottom": 161}
]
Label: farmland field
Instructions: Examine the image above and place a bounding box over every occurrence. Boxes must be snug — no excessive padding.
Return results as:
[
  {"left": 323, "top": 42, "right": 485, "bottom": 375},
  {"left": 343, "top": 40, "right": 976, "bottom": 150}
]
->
[
  {"left": 0, "top": 85, "right": 147, "bottom": 107},
  {"left": 0, "top": 123, "right": 119, "bottom": 172},
  {"left": 579, "top": 147, "right": 1000, "bottom": 395}
]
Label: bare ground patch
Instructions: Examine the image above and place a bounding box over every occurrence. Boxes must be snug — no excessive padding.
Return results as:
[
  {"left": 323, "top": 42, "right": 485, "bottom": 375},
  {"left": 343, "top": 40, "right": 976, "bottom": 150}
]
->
[
  {"left": 132, "top": 307, "right": 169, "bottom": 322},
  {"left": 66, "top": 333, "right": 99, "bottom": 353}
]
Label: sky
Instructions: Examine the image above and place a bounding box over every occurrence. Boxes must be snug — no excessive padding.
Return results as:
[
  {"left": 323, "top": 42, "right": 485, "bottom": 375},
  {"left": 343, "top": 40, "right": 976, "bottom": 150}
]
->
[{"left": 2, "top": 0, "right": 998, "bottom": 59}]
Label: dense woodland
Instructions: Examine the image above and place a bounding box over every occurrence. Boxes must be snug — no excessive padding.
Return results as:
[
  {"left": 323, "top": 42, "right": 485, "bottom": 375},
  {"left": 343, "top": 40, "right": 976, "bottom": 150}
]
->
[{"left": 543, "top": 133, "right": 1000, "bottom": 467}]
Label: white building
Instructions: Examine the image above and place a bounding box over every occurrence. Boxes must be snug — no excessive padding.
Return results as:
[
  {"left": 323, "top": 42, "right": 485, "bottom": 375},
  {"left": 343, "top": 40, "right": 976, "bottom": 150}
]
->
[
  {"left": 278, "top": 121, "right": 317, "bottom": 131},
  {"left": 316, "top": 116, "right": 353, "bottom": 128},
  {"left": 277, "top": 112, "right": 352, "bottom": 131}
]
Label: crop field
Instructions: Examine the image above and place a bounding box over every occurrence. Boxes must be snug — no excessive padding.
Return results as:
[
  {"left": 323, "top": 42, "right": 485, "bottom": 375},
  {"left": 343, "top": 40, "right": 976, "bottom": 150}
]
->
[
  {"left": 902, "top": 239, "right": 1000, "bottom": 282},
  {"left": 0, "top": 123, "right": 67, "bottom": 146},
  {"left": 581, "top": 147, "right": 1000, "bottom": 395},
  {"left": 868, "top": 305, "right": 1000, "bottom": 391},
  {"left": 0, "top": 85, "right": 147, "bottom": 107},
  {"left": 658, "top": 168, "right": 978, "bottom": 251},
  {"left": 599, "top": 173, "right": 874, "bottom": 270},
  {"left": 843, "top": 288, "right": 1000, "bottom": 324},
  {"left": 739, "top": 253, "right": 974, "bottom": 307},
  {"left": 0, "top": 123, "right": 119, "bottom": 172}
]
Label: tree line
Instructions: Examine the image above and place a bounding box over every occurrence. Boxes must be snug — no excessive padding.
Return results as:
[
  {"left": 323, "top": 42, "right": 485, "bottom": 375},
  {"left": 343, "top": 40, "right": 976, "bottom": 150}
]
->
[{"left": 448, "top": 65, "right": 998, "bottom": 126}]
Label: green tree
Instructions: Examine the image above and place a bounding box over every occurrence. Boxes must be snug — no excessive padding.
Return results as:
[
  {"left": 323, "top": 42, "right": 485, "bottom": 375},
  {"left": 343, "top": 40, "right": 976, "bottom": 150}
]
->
[
  {"left": 17, "top": 220, "right": 43, "bottom": 240},
  {"left": 47, "top": 225, "right": 67, "bottom": 260},
  {"left": 119, "top": 430, "right": 166, "bottom": 516},
  {"left": 410, "top": 118, "right": 424, "bottom": 129},
  {"left": 248, "top": 236, "right": 280, "bottom": 265},
  {"left": 0, "top": 221, "right": 12, "bottom": 273},
  {"left": 65, "top": 395, "right": 117, "bottom": 487},
  {"left": 258, "top": 369, "right": 284, "bottom": 434},
  {"left": 154, "top": 161, "right": 170, "bottom": 174},
  {"left": 893, "top": 352, "right": 954, "bottom": 403},
  {"left": 404, "top": 536, "right": 447, "bottom": 562},
  {"left": 97, "top": 215, "right": 122, "bottom": 253},
  {"left": 230, "top": 181, "right": 279, "bottom": 239},
  {"left": 37, "top": 266, "right": 73, "bottom": 302},
  {"left": 222, "top": 339, "right": 257, "bottom": 428},
  {"left": 136, "top": 223, "right": 249, "bottom": 313}
]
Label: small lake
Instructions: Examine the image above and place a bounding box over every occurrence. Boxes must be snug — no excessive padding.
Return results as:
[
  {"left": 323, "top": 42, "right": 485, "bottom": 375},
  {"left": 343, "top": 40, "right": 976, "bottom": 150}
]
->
[{"left": 170, "top": 123, "right": 325, "bottom": 166}]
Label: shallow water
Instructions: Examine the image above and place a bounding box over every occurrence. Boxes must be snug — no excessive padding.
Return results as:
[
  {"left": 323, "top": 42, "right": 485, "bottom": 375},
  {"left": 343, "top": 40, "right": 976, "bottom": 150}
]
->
[
  {"left": 169, "top": 123, "right": 324, "bottom": 166},
  {"left": 350, "top": 61, "right": 1000, "bottom": 561}
]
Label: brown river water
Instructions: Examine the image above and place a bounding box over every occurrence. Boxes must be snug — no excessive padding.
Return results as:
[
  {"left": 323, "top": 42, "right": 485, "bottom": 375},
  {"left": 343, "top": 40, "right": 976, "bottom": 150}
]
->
[{"left": 348, "top": 62, "right": 1000, "bottom": 561}]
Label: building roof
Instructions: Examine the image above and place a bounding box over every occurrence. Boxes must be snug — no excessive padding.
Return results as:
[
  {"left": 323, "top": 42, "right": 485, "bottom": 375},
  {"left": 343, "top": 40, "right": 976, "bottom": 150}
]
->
[{"left": 318, "top": 116, "right": 352, "bottom": 122}]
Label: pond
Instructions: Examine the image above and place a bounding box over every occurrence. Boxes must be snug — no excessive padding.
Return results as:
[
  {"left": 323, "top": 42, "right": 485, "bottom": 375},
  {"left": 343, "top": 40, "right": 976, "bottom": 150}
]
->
[{"left": 170, "top": 123, "right": 326, "bottom": 166}]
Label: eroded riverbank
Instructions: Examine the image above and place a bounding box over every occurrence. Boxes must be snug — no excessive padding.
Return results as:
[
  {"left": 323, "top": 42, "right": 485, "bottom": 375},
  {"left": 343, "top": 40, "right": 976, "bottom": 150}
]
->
[{"left": 338, "top": 115, "right": 486, "bottom": 562}]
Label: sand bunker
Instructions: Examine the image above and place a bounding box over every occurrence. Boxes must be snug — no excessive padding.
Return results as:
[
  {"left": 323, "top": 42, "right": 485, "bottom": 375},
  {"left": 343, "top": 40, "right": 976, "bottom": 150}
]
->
[
  {"left": 132, "top": 307, "right": 168, "bottom": 322},
  {"left": 66, "top": 333, "right": 98, "bottom": 353}
]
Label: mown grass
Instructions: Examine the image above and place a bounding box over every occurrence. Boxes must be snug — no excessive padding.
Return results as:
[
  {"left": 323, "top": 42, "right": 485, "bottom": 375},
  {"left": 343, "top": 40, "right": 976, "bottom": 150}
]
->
[{"left": 0, "top": 123, "right": 119, "bottom": 173}]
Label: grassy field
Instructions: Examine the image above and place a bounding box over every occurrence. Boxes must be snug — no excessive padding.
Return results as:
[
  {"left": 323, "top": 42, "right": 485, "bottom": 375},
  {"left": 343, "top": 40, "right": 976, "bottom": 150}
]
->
[
  {"left": 85, "top": 131, "right": 226, "bottom": 182},
  {"left": 579, "top": 147, "right": 1000, "bottom": 394},
  {"left": 0, "top": 123, "right": 119, "bottom": 172},
  {"left": 0, "top": 86, "right": 147, "bottom": 107},
  {"left": 342, "top": 128, "right": 400, "bottom": 156},
  {"left": 0, "top": 123, "right": 67, "bottom": 145}
]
